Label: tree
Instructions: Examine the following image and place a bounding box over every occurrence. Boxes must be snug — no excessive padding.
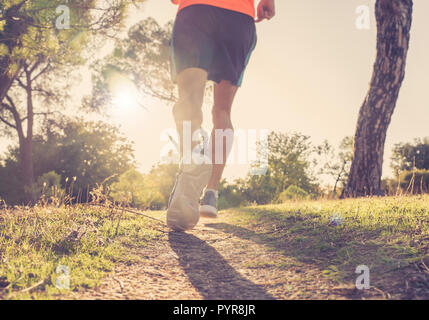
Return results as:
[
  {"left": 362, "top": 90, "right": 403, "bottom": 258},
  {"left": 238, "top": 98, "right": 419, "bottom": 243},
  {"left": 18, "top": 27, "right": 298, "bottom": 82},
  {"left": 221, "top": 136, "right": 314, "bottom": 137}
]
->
[
  {"left": 342, "top": 0, "right": 413, "bottom": 197},
  {"left": 110, "top": 163, "right": 179, "bottom": 210},
  {"left": 391, "top": 137, "right": 429, "bottom": 176},
  {"left": 110, "top": 168, "right": 146, "bottom": 207},
  {"left": 88, "top": 17, "right": 215, "bottom": 111},
  {"left": 217, "top": 179, "right": 246, "bottom": 209},
  {"left": 0, "top": 60, "right": 68, "bottom": 201},
  {"left": 0, "top": 118, "right": 135, "bottom": 204},
  {"left": 242, "top": 131, "right": 318, "bottom": 204},
  {"left": 278, "top": 185, "right": 309, "bottom": 202},
  {"left": 318, "top": 137, "right": 353, "bottom": 196},
  {"left": 1, "top": 0, "right": 145, "bottom": 105},
  {"left": 87, "top": 17, "right": 176, "bottom": 111},
  {"left": 140, "top": 163, "right": 179, "bottom": 209},
  {"left": 397, "top": 169, "right": 429, "bottom": 194},
  {"left": 1, "top": 0, "right": 145, "bottom": 202}
]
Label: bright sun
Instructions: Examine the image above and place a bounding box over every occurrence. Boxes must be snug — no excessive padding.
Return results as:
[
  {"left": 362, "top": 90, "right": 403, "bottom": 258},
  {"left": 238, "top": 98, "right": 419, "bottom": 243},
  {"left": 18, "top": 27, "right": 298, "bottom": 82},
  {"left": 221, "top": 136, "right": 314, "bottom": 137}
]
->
[{"left": 112, "top": 83, "right": 139, "bottom": 111}]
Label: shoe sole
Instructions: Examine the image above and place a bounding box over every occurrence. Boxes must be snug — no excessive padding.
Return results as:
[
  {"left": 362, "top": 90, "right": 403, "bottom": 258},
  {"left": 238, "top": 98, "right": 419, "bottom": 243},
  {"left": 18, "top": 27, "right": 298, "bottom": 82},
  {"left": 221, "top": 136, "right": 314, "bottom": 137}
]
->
[{"left": 199, "top": 204, "right": 218, "bottom": 219}]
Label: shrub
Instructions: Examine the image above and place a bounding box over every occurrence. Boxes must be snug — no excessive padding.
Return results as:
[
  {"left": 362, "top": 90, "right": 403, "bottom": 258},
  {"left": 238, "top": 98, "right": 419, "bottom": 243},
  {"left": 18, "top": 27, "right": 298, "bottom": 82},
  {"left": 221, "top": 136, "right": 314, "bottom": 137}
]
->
[
  {"left": 218, "top": 180, "right": 246, "bottom": 210},
  {"left": 35, "top": 171, "right": 64, "bottom": 202},
  {"left": 399, "top": 169, "right": 429, "bottom": 194},
  {"left": 110, "top": 169, "right": 145, "bottom": 207},
  {"left": 278, "top": 185, "right": 309, "bottom": 202}
]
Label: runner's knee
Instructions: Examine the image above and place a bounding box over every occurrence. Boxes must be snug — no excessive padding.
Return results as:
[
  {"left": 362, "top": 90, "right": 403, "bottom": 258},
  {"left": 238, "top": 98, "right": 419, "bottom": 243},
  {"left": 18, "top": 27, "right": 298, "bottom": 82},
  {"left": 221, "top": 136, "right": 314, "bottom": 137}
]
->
[{"left": 173, "top": 98, "right": 203, "bottom": 124}]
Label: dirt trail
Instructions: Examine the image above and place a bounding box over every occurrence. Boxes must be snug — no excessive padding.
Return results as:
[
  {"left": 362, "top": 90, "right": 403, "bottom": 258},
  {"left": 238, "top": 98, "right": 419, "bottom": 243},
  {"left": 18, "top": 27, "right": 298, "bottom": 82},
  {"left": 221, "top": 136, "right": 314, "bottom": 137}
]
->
[{"left": 69, "top": 214, "right": 383, "bottom": 300}]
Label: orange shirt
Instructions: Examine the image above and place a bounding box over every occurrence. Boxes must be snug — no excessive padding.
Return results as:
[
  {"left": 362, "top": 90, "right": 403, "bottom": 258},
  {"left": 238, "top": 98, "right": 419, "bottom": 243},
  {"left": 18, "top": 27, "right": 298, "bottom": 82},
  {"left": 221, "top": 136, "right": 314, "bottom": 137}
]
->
[{"left": 172, "top": 0, "right": 255, "bottom": 18}]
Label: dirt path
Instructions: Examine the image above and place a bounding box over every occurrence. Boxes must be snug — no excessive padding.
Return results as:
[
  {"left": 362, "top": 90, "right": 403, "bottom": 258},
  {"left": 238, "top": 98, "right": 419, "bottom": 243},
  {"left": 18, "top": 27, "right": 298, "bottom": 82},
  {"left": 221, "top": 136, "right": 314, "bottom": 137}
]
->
[{"left": 67, "top": 212, "right": 390, "bottom": 300}]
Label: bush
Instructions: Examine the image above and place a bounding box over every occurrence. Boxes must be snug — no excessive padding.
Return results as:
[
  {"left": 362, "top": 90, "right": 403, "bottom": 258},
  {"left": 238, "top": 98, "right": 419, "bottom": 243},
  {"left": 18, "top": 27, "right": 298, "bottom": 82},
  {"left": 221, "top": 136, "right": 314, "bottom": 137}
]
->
[
  {"left": 399, "top": 169, "right": 429, "bottom": 194},
  {"left": 110, "top": 169, "right": 145, "bottom": 207},
  {"left": 110, "top": 168, "right": 170, "bottom": 210},
  {"left": 35, "top": 171, "right": 64, "bottom": 202},
  {"left": 381, "top": 178, "right": 399, "bottom": 196},
  {"left": 278, "top": 185, "right": 309, "bottom": 202}
]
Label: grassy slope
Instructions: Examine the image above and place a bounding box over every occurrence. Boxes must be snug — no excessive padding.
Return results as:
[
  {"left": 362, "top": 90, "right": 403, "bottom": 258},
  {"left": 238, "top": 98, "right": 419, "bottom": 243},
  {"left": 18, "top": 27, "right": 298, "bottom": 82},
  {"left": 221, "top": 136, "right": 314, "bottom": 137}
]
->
[
  {"left": 0, "top": 195, "right": 428, "bottom": 299},
  {"left": 220, "top": 195, "right": 429, "bottom": 298},
  {"left": 0, "top": 205, "right": 164, "bottom": 299}
]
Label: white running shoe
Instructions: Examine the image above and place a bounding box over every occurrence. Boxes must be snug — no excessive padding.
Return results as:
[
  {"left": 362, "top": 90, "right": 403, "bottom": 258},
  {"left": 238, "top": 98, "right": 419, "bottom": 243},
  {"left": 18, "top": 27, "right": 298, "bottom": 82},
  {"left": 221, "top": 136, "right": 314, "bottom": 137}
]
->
[{"left": 166, "top": 155, "right": 212, "bottom": 231}]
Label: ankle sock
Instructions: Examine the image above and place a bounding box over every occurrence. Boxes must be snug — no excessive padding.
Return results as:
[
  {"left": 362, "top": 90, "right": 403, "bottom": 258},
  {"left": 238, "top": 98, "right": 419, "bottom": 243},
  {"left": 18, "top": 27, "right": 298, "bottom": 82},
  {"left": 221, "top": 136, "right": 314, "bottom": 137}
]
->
[{"left": 205, "top": 188, "right": 219, "bottom": 198}]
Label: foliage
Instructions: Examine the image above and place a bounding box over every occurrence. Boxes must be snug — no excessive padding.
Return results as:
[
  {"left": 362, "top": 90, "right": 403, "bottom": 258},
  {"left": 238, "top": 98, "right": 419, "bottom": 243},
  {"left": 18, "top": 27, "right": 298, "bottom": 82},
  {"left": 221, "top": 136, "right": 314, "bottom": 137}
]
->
[
  {"left": 398, "top": 169, "right": 429, "bottom": 194},
  {"left": 87, "top": 17, "right": 176, "bottom": 111},
  {"left": 218, "top": 179, "right": 246, "bottom": 210},
  {"left": 278, "top": 185, "right": 309, "bottom": 202},
  {"left": 34, "top": 170, "right": 64, "bottom": 202},
  {"left": 317, "top": 136, "right": 353, "bottom": 196},
  {"left": 110, "top": 168, "right": 145, "bottom": 207},
  {"left": 0, "top": 0, "right": 144, "bottom": 72},
  {"left": 1, "top": 0, "right": 146, "bottom": 202},
  {"left": 142, "top": 163, "right": 179, "bottom": 206},
  {"left": 110, "top": 163, "right": 178, "bottom": 210},
  {"left": 1, "top": 0, "right": 144, "bottom": 104},
  {"left": 240, "top": 131, "right": 318, "bottom": 204},
  {"left": 0, "top": 158, "right": 23, "bottom": 204},
  {"left": 0, "top": 118, "right": 135, "bottom": 204},
  {"left": 391, "top": 137, "right": 429, "bottom": 176}
]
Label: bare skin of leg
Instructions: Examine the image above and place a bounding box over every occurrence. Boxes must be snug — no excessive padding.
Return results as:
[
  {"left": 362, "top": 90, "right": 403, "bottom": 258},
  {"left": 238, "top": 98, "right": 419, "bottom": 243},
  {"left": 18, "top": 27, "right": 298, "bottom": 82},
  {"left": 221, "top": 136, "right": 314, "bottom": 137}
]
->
[
  {"left": 206, "top": 80, "right": 239, "bottom": 190},
  {"left": 173, "top": 68, "right": 208, "bottom": 158}
]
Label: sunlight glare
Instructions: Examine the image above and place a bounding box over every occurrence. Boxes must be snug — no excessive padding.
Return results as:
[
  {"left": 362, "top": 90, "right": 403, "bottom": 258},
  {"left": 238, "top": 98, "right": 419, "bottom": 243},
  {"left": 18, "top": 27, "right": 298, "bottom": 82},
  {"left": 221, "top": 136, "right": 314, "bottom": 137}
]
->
[{"left": 112, "top": 82, "right": 140, "bottom": 111}]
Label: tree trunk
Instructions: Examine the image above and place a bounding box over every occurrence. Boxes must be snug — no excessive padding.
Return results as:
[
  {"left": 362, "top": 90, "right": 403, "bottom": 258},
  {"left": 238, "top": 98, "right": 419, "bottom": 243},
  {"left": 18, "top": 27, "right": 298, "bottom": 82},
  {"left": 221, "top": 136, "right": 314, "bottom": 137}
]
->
[
  {"left": 0, "top": 68, "right": 19, "bottom": 105},
  {"left": 341, "top": 0, "right": 413, "bottom": 198},
  {"left": 22, "top": 68, "right": 35, "bottom": 204},
  {"left": 19, "top": 137, "right": 35, "bottom": 203}
]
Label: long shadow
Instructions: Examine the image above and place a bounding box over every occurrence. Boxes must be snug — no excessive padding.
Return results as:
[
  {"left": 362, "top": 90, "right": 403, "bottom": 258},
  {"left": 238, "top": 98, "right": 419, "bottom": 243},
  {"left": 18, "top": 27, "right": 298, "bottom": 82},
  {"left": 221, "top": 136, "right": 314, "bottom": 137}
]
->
[
  {"left": 168, "top": 232, "right": 275, "bottom": 300},
  {"left": 205, "top": 216, "right": 429, "bottom": 299},
  {"left": 205, "top": 221, "right": 366, "bottom": 270}
]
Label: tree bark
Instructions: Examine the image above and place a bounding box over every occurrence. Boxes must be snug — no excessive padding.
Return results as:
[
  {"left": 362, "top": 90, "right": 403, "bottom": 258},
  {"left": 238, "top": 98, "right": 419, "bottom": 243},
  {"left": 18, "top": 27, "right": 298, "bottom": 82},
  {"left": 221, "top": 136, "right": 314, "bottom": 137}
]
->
[
  {"left": 20, "top": 67, "right": 35, "bottom": 203},
  {"left": 2, "top": 70, "right": 35, "bottom": 203},
  {"left": 341, "top": 0, "right": 413, "bottom": 198},
  {"left": 19, "top": 137, "right": 35, "bottom": 203}
]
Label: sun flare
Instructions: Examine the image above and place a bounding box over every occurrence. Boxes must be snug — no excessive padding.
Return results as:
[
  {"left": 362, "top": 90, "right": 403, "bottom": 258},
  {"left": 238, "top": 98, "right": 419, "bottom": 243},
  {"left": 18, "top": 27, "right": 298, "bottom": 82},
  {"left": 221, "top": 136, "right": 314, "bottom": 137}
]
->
[{"left": 112, "top": 83, "right": 140, "bottom": 111}]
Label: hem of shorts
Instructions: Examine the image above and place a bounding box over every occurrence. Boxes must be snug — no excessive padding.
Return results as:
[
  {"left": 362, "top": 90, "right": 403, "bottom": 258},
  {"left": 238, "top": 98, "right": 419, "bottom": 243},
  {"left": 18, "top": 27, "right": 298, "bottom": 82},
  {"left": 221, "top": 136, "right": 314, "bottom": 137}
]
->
[
  {"left": 171, "top": 66, "right": 211, "bottom": 84},
  {"left": 172, "top": 71, "right": 240, "bottom": 87}
]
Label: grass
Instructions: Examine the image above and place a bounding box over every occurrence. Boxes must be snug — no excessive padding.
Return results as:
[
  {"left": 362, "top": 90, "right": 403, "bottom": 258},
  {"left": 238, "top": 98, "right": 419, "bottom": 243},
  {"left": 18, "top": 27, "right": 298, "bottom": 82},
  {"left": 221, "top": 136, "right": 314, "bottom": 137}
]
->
[
  {"left": 213, "top": 195, "right": 429, "bottom": 298},
  {"left": 0, "top": 205, "right": 164, "bottom": 299},
  {"left": 1, "top": 195, "right": 428, "bottom": 299}
]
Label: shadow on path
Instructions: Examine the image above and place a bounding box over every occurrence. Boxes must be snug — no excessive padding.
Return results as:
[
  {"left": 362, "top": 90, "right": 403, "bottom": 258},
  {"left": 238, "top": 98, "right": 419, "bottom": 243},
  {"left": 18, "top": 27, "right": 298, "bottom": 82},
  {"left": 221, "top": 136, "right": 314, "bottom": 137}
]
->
[
  {"left": 168, "top": 232, "right": 275, "bottom": 300},
  {"left": 205, "top": 221, "right": 429, "bottom": 299}
]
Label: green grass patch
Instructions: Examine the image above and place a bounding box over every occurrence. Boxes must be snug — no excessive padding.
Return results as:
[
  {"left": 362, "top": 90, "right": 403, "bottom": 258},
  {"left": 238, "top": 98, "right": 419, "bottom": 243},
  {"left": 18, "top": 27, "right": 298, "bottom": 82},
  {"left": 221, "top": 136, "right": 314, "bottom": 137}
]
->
[
  {"left": 0, "top": 205, "right": 164, "bottom": 299},
  {"left": 216, "top": 195, "right": 429, "bottom": 289}
]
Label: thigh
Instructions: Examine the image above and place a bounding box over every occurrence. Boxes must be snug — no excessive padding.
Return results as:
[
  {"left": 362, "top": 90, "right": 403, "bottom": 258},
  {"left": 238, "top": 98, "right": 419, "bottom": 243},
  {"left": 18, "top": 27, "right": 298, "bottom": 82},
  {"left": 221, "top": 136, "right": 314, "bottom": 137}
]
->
[
  {"left": 176, "top": 68, "right": 208, "bottom": 107},
  {"left": 213, "top": 80, "right": 239, "bottom": 115},
  {"left": 171, "top": 5, "right": 217, "bottom": 84}
]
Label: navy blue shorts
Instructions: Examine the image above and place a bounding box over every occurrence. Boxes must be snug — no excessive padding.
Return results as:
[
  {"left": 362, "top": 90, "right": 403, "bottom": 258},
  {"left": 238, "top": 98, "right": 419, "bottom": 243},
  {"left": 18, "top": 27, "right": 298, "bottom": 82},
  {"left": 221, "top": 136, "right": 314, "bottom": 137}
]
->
[{"left": 170, "top": 4, "right": 257, "bottom": 87}]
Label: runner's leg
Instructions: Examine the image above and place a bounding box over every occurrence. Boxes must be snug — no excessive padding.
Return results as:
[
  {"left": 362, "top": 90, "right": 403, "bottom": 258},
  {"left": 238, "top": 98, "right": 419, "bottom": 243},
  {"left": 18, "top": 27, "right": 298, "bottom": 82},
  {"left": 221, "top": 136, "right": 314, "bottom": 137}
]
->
[
  {"left": 167, "top": 68, "right": 211, "bottom": 231},
  {"left": 173, "top": 68, "right": 208, "bottom": 156},
  {"left": 206, "top": 80, "right": 239, "bottom": 190}
]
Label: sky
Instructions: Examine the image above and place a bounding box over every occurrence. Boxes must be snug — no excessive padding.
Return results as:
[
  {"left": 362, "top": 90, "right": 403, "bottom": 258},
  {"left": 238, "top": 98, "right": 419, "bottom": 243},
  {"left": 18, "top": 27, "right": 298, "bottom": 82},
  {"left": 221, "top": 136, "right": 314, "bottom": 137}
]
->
[{"left": 1, "top": 0, "right": 428, "bottom": 185}]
